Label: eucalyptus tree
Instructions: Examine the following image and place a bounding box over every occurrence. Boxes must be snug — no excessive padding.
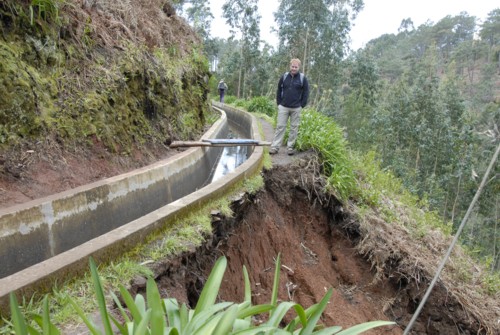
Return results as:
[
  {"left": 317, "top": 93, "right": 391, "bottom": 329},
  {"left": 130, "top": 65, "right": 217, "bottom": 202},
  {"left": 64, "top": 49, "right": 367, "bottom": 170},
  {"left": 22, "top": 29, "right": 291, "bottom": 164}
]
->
[
  {"left": 398, "top": 18, "right": 415, "bottom": 33},
  {"left": 175, "top": 0, "right": 218, "bottom": 70},
  {"left": 370, "top": 45, "right": 468, "bottom": 206},
  {"left": 363, "top": 34, "right": 408, "bottom": 81},
  {"left": 479, "top": 8, "right": 500, "bottom": 64},
  {"left": 222, "top": 0, "right": 261, "bottom": 98},
  {"left": 216, "top": 38, "right": 242, "bottom": 91},
  {"left": 430, "top": 13, "right": 476, "bottom": 60},
  {"left": 347, "top": 8, "right": 499, "bottom": 270},
  {"left": 274, "top": 0, "right": 364, "bottom": 111},
  {"left": 473, "top": 9, "right": 500, "bottom": 104},
  {"left": 182, "top": 0, "right": 214, "bottom": 41},
  {"left": 246, "top": 42, "right": 279, "bottom": 98},
  {"left": 451, "top": 40, "right": 489, "bottom": 105},
  {"left": 336, "top": 51, "right": 380, "bottom": 150}
]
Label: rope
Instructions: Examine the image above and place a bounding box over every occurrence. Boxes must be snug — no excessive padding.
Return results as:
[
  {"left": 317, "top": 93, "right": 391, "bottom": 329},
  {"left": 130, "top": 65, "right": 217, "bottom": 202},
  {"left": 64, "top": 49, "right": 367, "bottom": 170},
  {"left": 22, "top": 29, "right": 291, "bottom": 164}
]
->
[{"left": 403, "top": 142, "right": 500, "bottom": 334}]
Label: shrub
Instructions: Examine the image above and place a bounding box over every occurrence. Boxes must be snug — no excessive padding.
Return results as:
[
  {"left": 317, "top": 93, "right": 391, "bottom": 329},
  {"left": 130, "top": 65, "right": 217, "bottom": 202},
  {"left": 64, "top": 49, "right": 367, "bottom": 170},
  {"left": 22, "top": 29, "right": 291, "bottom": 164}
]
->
[
  {"left": 247, "top": 96, "right": 276, "bottom": 117},
  {"left": 8, "top": 255, "right": 395, "bottom": 334},
  {"left": 223, "top": 95, "right": 237, "bottom": 104},
  {"left": 296, "top": 109, "right": 357, "bottom": 200},
  {"left": 233, "top": 98, "right": 249, "bottom": 109}
]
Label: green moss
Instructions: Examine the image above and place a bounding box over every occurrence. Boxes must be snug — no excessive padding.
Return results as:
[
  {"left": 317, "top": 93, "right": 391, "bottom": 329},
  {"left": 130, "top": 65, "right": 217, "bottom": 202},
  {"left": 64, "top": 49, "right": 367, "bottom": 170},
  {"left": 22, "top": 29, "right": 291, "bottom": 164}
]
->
[
  {"left": 1, "top": 5, "right": 211, "bottom": 151},
  {"left": 0, "top": 41, "right": 60, "bottom": 143}
]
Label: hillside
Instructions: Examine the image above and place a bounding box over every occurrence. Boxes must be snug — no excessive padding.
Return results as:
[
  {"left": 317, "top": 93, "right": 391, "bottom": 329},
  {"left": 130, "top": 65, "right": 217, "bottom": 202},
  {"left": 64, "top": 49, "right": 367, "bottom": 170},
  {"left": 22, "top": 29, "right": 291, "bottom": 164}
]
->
[
  {"left": 1, "top": 1, "right": 499, "bottom": 334},
  {"left": 0, "top": 0, "right": 213, "bottom": 208}
]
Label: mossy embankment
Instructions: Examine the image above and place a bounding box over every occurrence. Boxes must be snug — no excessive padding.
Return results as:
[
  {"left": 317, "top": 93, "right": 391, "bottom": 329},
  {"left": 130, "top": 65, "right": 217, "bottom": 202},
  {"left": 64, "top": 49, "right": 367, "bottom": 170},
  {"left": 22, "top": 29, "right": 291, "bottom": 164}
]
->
[{"left": 0, "top": 0, "right": 212, "bottom": 161}]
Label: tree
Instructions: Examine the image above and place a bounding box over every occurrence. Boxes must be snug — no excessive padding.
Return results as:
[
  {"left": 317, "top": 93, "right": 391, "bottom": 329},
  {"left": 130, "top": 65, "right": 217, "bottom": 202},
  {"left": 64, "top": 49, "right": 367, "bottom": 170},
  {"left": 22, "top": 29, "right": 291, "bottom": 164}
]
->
[
  {"left": 176, "top": 0, "right": 219, "bottom": 72},
  {"left": 183, "top": 0, "right": 214, "bottom": 41},
  {"left": 430, "top": 13, "right": 476, "bottom": 60},
  {"left": 479, "top": 8, "right": 500, "bottom": 66},
  {"left": 222, "top": 0, "right": 261, "bottom": 98},
  {"left": 274, "top": 0, "right": 363, "bottom": 111},
  {"left": 398, "top": 18, "right": 414, "bottom": 33}
]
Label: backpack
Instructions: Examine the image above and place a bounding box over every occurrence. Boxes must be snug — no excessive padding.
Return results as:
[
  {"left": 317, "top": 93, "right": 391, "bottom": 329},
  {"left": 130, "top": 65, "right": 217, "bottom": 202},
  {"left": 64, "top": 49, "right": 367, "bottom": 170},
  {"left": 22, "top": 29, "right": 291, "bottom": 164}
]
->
[{"left": 282, "top": 72, "right": 304, "bottom": 87}]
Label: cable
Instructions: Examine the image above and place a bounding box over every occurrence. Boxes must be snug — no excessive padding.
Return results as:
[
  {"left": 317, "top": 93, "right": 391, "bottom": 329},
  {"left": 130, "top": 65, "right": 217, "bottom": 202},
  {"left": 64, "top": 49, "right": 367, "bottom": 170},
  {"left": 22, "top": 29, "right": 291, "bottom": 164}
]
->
[{"left": 403, "top": 142, "right": 500, "bottom": 334}]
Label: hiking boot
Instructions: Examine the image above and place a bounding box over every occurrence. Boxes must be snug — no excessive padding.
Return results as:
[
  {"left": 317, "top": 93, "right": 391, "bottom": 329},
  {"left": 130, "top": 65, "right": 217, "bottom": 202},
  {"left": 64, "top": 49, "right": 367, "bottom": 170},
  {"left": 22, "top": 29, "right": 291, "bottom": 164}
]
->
[
  {"left": 287, "top": 148, "right": 295, "bottom": 156},
  {"left": 269, "top": 148, "right": 278, "bottom": 155}
]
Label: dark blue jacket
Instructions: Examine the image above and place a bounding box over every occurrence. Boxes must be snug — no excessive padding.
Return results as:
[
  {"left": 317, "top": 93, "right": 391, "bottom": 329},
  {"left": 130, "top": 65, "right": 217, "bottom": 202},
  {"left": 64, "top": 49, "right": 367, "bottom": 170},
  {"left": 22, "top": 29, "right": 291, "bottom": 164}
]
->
[{"left": 276, "top": 72, "right": 309, "bottom": 108}]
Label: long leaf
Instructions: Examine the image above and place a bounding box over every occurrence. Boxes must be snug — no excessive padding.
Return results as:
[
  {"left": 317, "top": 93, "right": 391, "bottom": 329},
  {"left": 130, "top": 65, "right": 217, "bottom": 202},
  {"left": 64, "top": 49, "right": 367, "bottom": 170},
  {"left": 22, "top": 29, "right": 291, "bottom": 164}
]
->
[
  {"left": 293, "top": 304, "right": 308, "bottom": 330},
  {"left": 179, "top": 303, "right": 189, "bottom": 330},
  {"left": 212, "top": 304, "right": 239, "bottom": 335},
  {"left": 236, "top": 300, "right": 251, "bottom": 312},
  {"left": 191, "top": 311, "right": 224, "bottom": 335},
  {"left": 118, "top": 284, "right": 144, "bottom": 325},
  {"left": 270, "top": 253, "right": 281, "bottom": 310},
  {"left": 135, "top": 294, "right": 147, "bottom": 315},
  {"left": 164, "top": 298, "right": 181, "bottom": 330},
  {"left": 10, "top": 293, "right": 28, "bottom": 335},
  {"left": 300, "top": 288, "right": 333, "bottom": 335},
  {"left": 242, "top": 265, "right": 251, "bottom": 303},
  {"left": 109, "top": 291, "right": 131, "bottom": 333},
  {"left": 31, "top": 314, "right": 60, "bottom": 335},
  {"left": 184, "top": 302, "right": 232, "bottom": 334},
  {"left": 109, "top": 315, "right": 127, "bottom": 335},
  {"left": 68, "top": 298, "right": 100, "bottom": 335},
  {"left": 41, "top": 295, "right": 50, "bottom": 335},
  {"left": 289, "top": 301, "right": 317, "bottom": 328},
  {"left": 237, "top": 304, "right": 274, "bottom": 319},
  {"left": 134, "top": 309, "right": 152, "bottom": 335},
  {"left": 38, "top": 295, "right": 60, "bottom": 335},
  {"left": 335, "top": 321, "right": 396, "bottom": 335},
  {"left": 125, "top": 322, "right": 134, "bottom": 334},
  {"left": 231, "top": 326, "right": 278, "bottom": 335},
  {"left": 193, "top": 256, "right": 227, "bottom": 316},
  {"left": 312, "top": 325, "right": 343, "bottom": 335},
  {"left": 231, "top": 318, "right": 252, "bottom": 333},
  {"left": 111, "top": 290, "right": 131, "bottom": 324},
  {"left": 150, "top": 308, "right": 165, "bottom": 335},
  {"left": 89, "top": 257, "right": 114, "bottom": 335},
  {"left": 146, "top": 277, "right": 166, "bottom": 335},
  {"left": 265, "top": 301, "right": 296, "bottom": 327}
]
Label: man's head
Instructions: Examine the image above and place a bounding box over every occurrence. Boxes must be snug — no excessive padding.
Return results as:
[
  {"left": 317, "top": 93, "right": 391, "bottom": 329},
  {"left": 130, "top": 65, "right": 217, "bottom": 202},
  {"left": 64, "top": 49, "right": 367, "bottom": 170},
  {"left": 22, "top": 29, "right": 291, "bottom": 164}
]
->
[{"left": 289, "top": 58, "right": 301, "bottom": 75}]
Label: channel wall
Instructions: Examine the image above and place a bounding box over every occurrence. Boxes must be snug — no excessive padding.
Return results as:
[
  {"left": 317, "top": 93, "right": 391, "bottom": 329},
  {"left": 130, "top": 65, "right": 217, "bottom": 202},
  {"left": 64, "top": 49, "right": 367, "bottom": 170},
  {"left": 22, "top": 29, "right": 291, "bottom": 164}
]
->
[{"left": 0, "top": 103, "right": 265, "bottom": 314}]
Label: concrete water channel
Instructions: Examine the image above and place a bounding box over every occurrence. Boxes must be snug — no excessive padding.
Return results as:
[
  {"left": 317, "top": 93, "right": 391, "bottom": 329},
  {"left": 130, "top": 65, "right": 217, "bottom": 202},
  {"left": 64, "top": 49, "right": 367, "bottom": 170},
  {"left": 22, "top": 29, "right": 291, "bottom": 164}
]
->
[{"left": 0, "top": 102, "right": 265, "bottom": 312}]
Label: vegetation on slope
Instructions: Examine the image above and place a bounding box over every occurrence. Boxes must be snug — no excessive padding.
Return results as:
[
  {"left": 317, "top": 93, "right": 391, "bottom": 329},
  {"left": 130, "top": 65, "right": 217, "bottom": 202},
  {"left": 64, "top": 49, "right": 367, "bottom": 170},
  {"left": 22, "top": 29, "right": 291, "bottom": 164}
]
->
[
  {"left": 206, "top": 6, "right": 499, "bottom": 272},
  {"left": 0, "top": 0, "right": 212, "bottom": 156}
]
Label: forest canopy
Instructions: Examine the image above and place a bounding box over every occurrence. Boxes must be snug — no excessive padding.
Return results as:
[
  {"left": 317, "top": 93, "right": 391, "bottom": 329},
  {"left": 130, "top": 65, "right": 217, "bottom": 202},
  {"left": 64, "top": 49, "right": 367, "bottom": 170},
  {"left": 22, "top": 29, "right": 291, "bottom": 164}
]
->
[{"left": 179, "top": 1, "right": 500, "bottom": 271}]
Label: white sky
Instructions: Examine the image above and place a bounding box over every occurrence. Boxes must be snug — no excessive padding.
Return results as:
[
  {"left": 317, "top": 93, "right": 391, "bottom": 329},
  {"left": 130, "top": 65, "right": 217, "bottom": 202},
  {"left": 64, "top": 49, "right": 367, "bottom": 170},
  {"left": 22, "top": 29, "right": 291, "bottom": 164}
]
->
[{"left": 209, "top": 0, "right": 497, "bottom": 50}]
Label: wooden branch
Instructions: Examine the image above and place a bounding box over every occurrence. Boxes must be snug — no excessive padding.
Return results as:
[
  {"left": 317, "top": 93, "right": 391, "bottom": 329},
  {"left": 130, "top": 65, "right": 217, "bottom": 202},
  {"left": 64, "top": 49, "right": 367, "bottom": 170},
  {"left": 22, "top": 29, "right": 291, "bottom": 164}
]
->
[{"left": 170, "top": 139, "right": 271, "bottom": 148}]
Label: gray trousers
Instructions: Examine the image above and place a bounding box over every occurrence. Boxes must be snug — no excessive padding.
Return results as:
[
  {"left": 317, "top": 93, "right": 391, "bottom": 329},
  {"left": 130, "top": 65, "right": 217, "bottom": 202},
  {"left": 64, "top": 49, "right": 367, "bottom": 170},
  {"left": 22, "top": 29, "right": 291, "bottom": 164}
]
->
[{"left": 271, "top": 105, "right": 302, "bottom": 150}]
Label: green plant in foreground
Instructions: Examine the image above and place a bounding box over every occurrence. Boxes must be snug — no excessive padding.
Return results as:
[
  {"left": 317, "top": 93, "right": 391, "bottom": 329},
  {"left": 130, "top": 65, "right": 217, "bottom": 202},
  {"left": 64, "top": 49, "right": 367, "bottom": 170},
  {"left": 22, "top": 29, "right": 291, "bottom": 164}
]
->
[{"left": 9, "top": 254, "right": 395, "bottom": 334}]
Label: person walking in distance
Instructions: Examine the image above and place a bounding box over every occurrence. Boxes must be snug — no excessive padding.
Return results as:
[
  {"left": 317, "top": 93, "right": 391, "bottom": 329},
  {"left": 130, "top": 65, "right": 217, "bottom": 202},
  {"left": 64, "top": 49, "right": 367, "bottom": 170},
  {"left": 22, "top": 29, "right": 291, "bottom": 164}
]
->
[
  {"left": 218, "top": 79, "right": 228, "bottom": 103},
  {"left": 269, "top": 58, "right": 309, "bottom": 155}
]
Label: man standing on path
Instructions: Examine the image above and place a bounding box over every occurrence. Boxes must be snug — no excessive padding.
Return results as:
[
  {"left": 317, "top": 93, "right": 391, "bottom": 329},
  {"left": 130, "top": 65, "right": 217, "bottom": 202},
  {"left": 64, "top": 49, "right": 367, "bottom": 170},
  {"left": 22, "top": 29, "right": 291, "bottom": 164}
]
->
[
  {"left": 269, "top": 58, "right": 309, "bottom": 156},
  {"left": 218, "top": 79, "right": 228, "bottom": 103}
]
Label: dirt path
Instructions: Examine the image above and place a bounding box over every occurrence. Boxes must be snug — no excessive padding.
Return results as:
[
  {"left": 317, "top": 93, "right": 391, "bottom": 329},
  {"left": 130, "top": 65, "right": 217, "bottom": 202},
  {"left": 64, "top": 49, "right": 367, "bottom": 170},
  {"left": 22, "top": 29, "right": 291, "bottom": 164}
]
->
[{"left": 259, "top": 116, "right": 313, "bottom": 165}]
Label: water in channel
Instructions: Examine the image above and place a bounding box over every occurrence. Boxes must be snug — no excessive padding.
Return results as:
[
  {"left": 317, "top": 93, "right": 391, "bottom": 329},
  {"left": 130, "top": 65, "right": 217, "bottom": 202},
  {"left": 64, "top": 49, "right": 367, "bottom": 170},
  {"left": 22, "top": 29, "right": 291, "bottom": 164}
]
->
[{"left": 210, "top": 131, "right": 251, "bottom": 182}]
